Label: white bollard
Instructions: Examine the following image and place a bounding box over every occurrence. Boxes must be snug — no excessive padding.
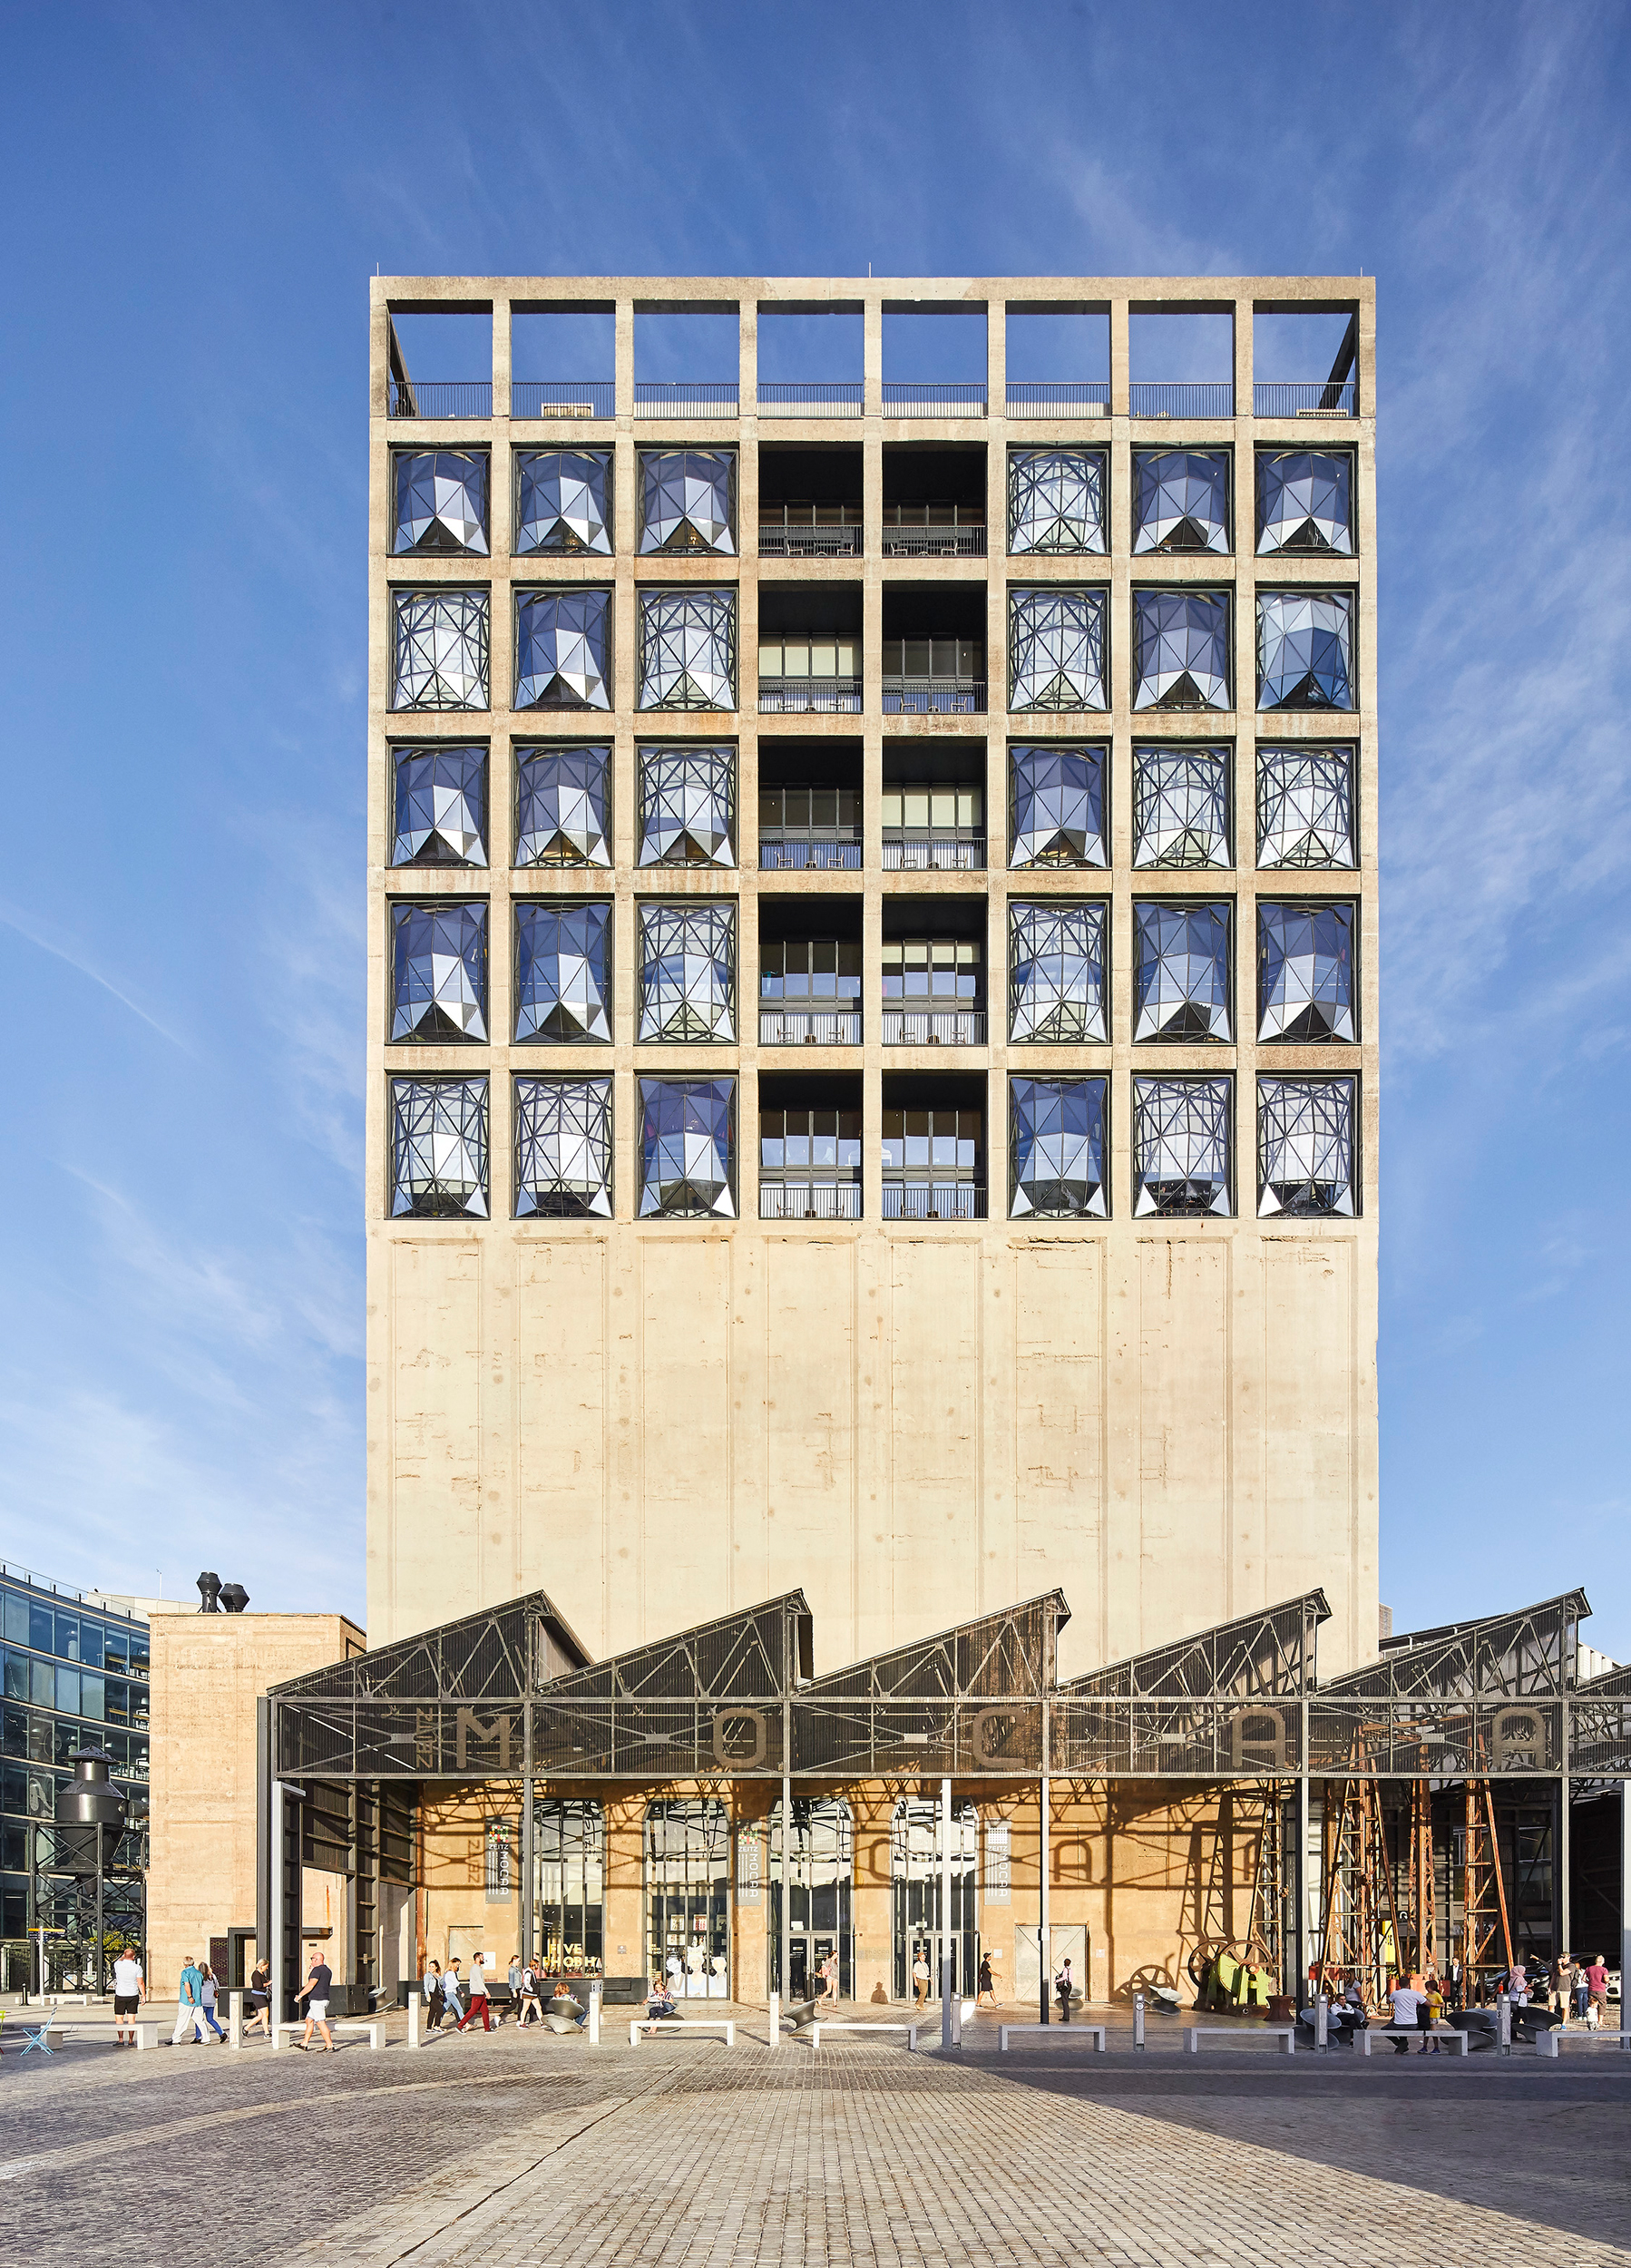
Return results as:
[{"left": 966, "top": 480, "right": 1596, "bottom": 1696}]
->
[
  {"left": 768, "top": 1990, "right": 779, "bottom": 2048},
  {"left": 1134, "top": 1992, "right": 1145, "bottom": 2051},
  {"left": 1314, "top": 1994, "right": 1329, "bottom": 2051},
  {"left": 408, "top": 1989, "right": 422, "bottom": 2050},
  {"left": 588, "top": 1983, "right": 601, "bottom": 2047},
  {"left": 229, "top": 1991, "right": 244, "bottom": 2049},
  {"left": 1498, "top": 1995, "right": 1512, "bottom": 2056}
]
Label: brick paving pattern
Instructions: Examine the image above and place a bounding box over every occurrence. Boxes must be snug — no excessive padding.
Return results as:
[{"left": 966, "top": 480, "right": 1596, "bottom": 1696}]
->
[{"left": 2, "top": 2005, "right": 1627, "bottom": 2266}]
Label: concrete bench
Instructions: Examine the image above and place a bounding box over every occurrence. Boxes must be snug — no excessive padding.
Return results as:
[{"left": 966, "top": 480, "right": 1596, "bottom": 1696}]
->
[
  {"left": 629, "top": 2018, "right": 736, "bottom": 2047},
  {"left": 1536, "top": 2027, "right": 1631, "bottom": 2058},
  {"left": 1186, "top": 2025, "right": 1296, "bottom": 2055},
  {"left": 272, "top": 2019, "right": 384, "bottom": 2051},
  {"left": 59, "top": 2020, "right": 161, "bottom": 2051},
  {"left": 809, "top": 2021, "right": 918, "bottom": 2049},
  {"left": 12, "top": 2024, "right": 66, "bottom": 2056},
  {"left": 998, "top": 2022, "right": 1107, "bottom": 2052},
  {"left": 1359, "top": 2024, "right": 1470, "bottom": 2057}
]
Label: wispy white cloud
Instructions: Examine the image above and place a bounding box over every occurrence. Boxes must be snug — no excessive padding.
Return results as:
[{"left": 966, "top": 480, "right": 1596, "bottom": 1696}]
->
[{"left": 0, "top": 902, "right": 194, "bottom": 1053}]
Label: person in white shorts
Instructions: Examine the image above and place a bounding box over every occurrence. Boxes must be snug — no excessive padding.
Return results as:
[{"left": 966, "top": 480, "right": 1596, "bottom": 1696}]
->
[
  {"left": 112, "top": 1949, "right": 144, "bottom": 2046},
  {"left": 295, "top": 1954, "right": 336, "bottom": 2053}
]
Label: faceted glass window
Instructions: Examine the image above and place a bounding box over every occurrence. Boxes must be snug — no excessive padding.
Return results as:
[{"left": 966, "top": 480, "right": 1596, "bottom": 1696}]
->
[
  {"left": 638, "top": 449, "right": 737, "bottom": 554},
  {"left": 1257, "top": 1075, "right": 1357, "bottom": 1217},
  {"left": 639, "top": 589, "right": 737, "bottom": 711},
  {"left": 515, "top": 590, "right": 611, "bottom": 710},
  {"left": 1133, "top": 591, "right": 1230, "bottom": 710},
  {"left": 392, "top": 589, "right": 490, "bottom": 711},
  {"left": 1256, "top": 450, "right": 1353, "bottom": 556},
  {"left": 1008, "top": 448, "right": 1107, "bottom": 554},
  {"left": 1010, "top": 1076, "right": 1108, "bottom": 1219},
  {"left": 514, "top": 902, "right": 612, "bottom": 1042},
  {"left": 639, "top": 1078, "right": 736, "bottom": 1218},
  {"left": 1132, "top": 747, "right": 1231, "bottom": 869},
  {"left": 1256, "top": 746, "right": 1355, "bottom": 869},
  {"left": 390, "top": 1076, "right": 488, "bottom": 1218},
  {"left": 637, "top": 902, "right": 737, "bottom": 1041},
  {"left": 1132, "top": 451, "right": 1229, "bottom": 553},
  {"left": 638, "top": 745, "right": 735, "bottom": 867},
  {"left": 515, "top": 451, "right": 612, "bottom": 555},
  {"left": 1257, "top": 591, "right": 1354, "bottom": 709},
  {"left": 389, "top": 902, "right": 488, "bottom": 1043},
  {"left": 1132, "top": 1076, "right": 1233, "bottom": 1217},
  {"left": 390, "top": 745, "right": 486, "bottom": 867},
  {"left": 1257, "top": 901, "right": 1356, "bottom": 1043},
  {"left": 514, "top": 1075, "right": 613, "bottom": 1218},
  {"left": 1009, "top": 744, "right": 1107, "bottom": 868},
  {"left": 393, "top": 450, "right": 489, "bottom": 555},
  {"left": 1009, "top": 588, "right": 1107, "bottom": 710},
  {"left": 1132, "top": 901, "right": 1231, "bottom": 1042},
  {"left": 1008, "top": 902, "right": 1108, "bottom": 1042},
  {"left": 515, "top": 745, "right": 611, "bottom": 868}
]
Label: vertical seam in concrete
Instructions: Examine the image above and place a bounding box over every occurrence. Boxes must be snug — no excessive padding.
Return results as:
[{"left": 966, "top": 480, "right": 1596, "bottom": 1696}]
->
[{"left": 601, "top": 1236, "right": 612, "bottom": 1658}]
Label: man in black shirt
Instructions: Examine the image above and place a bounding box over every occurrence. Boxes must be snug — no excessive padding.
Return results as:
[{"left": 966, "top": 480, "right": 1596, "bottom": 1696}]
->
[{"left": 295, "top": 1955, "right": 336, "bottom": 2053}]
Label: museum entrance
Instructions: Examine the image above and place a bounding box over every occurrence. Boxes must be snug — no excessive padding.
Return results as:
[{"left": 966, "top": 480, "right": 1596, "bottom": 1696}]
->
[
  {"left": 767, "top": 1796, "right": 854, "bottom": 1999},
  {"left": 645, "top": 1797, "right": 730, "bottom": 1997},
  {"left": 892, "top": 1798, "right": 978, "bottom": 2000}
]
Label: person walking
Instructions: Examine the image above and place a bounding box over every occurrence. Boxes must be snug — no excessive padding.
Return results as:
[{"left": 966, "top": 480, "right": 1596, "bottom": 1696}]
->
[
  {"left": 458, "top": 1951, "right": 493, "bottom": 2032},
  {"left": 819, "top": 1950, "right": 838, "bottom": 2003},
  {"left": 199, "top": 1964, "right": 227, "bottom": 2042},
  {"left": 976, "top": 1952, "right": 995, "bottom": 2009},
  {"left": 294, "top": 1953, "right": 336, "bottom": 2053},
  {"left": 422, "top": 1959, "right": 445, "bottom": 2030},
  {"left": 1586, "top": 1954, "right": 1610, "bottom": 2028},
  {"left": 911, "top": 1948, "right": 930, "bottom": 2010},
  {"left": 171, "top": 1954, "right": 206, "bottom": 2045},
  {"left": 515, "top": 1960, "right": 543, "bottom": 2028},
  {"left": 1054, "top": 1957, "right": 1074, "bottom": 2022},
  {"left": 111, "top": 1947, "right": 144, "bottom": 2047},
  {"left": 1574, "top": 1960, "right": 1591, "bottom": 2020},
  {"left": 245, "top": 1958, "right": 272, "bottom": 2039},
  {"left": 442, "top": 1958, "right": 465, "bottom": 2030},
  {"left": 504, "top": 1952, "right": 524, "bottom": 2028}
]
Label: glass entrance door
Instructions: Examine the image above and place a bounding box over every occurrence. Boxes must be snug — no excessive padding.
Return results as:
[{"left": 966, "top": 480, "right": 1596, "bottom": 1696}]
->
[
  {"left": 532, "top": 1799, "right": 604, "bottom": 1978},
  {"left": 645, "top": 1799, "right": 729, "bottom": 1998},
  {"left": 767, "top": 1798, "right": 855, "bottom": 1999},
  {"left": 892, "top": 1799, "right": 978, "bottom": 2002}
]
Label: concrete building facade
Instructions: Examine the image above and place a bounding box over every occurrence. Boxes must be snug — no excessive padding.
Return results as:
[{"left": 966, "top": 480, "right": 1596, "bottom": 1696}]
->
[{"left": 366, "top": 274, "right": 1378, "bottom": 1685}]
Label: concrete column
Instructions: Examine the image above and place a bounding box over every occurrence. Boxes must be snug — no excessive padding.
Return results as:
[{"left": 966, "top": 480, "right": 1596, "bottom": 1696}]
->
[
  {"left": 493, "top": 295, "right": 512, "bottom": 422},
  {"left": 864, "top": 297, "right": 883, "bottom": 418},
  {"left": 1233, "top": 291, "right": 1253, "bottom": 424},
  {"left": 738, "top": 298, "right": 757, "bottom": 418},
  {"left": 1108, "top": 298, "right": 1129, "bottom": 419},
  {"left": 986, "top": 295, "right": 1005, "bottom": 421},
  {"left": 615, "top": 298, "right": 635, "bottom": 422}
]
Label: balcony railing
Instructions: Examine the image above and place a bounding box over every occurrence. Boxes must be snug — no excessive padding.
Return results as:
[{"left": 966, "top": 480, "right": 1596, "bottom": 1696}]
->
[
  {"left": 759, "top": 830, "right": 863, "bottom": 870},
  {"left": 881, "top": 1010, "right": 987, "bottom": 1045},
  {"left": 758, "top": 520, "right": 864, "bottom": 558},
  {"left": 634, "top": 381, "right": 739, "bottom": 417},
  {"left": 1006, "top": 383, "right": 1111, "bottom": 418},
  {"left": 882, "top": 521, "right": 986, "bottom": 559},
  {"left": 1129, "top": 383, "right": 1235, "bottom": 419},
  {"left": 387, "top": 380, "right": 493, "bottom": 419},
  {"left": 761, "top": 1181, "right": 863, "bottom": 1219},
  {"left": 882, "top": 834, "right": 986, "bottom": 872},
  {"left": 882, "top": 677, "right": 986, "bottom": 714},
  {"left": 757, "top": 383, "right": 864, "bottom": 418},
  {"left": 883, "top": 383, "right": 988, "bottom": 418},
  {"left": 1254, "top": 379, "right": 1358, "bottom": 418},
  {"left": 882, "top": 1181, "right": 986, "bottom": 1220},
  {"left": 759, "top": 677, "right": 863, "bottom": 714},
  {"left": 511, "top": 381, "right": 616, "bottom": 420},
  {"left": 759, "top": 1009, "right": 863, "bottom": 1046}
]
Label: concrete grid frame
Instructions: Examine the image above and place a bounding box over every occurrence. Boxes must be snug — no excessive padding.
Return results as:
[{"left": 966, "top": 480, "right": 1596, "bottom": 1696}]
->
[{"left": 366, "top": 274, "right": 1378, "bottom": 1686}]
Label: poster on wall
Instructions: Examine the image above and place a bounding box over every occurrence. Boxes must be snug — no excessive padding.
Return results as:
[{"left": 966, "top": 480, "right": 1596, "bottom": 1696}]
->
[
  {"left": 737, "top": 1824, "right": 762, "bottom": 1907},
  {"left": 984, "top": 1818, "right": 1011, "bottom": 1903}
]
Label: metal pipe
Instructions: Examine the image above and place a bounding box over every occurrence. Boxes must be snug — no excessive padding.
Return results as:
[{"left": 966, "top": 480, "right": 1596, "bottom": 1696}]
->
[
  {"left": 1040, "top": 1750, "right": 1051, "bottom": 2023},
  {"left": 941, "top": 1774, "right": 953, "bottom": 2047},
  {"left": 1295, "top": 1764, "right": 1311, "bottom": 2009},
  {"left": 1558, "top": 1761, "right": 1570, "bottom": 1971},
  {"left": 1621, "top": 1782, "right": 1631, "bottom": 2012}
]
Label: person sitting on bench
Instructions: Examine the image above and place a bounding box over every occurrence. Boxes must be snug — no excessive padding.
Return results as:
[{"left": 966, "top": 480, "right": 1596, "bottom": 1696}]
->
[
  {"left": 646, "top": 1978, "right": 677, "bottom": 2020},
  {"left": 1385, "top": 1973, "right": 1423, "bottom": 2053}
]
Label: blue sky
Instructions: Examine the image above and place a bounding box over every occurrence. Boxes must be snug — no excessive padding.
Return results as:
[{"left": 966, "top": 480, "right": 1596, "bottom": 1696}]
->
[{"left": 3, "top": 2, "right": 1628, "bottom": 1654}]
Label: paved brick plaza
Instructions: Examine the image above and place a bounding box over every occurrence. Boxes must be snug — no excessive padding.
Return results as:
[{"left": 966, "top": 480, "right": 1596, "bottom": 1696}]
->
[{"left": 4, "top": 2007, "right": 1628, "bottom": 2267}]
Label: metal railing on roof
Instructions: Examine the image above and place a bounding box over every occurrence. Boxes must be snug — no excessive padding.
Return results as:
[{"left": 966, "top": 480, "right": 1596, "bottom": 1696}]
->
[
  {"left": 881, "top": 523, "right": 986, "bottom": 558},
  {"left": 1130, "top": 383, "right": 1235, "bottom": 419},
  {"left": 883, "top": 383, "right": 987, "bottom": 418},
  {"left": 387, "top": 380, "right": 493, "bottom": 420},
  {"left": 757, "top": 383, "right": 863, "bottom": 417},
  {"left": 760, "top": 1180, "right": 863, "bottom": 1218},
  {"left": 1006, "top": 382, "right": 1111, "bottom": 417},
  {"left": 882, "top": 677, "right": 986, "bottom": 714},
  {"left": 881, "top": 1009, "right": 987, "bottom": 1045},
  {"left": 758, "top": 677, "right": 863, "bottom": 714},
  {"left": 634, "top": 381, "right": 739, "bottom": 416},
  {"left": 758, "top": 829, "right": 863, "bottom": 870},
  {"left": 1254, "top": 379, "right": 1358, "bottom": 418},
  {"left": 759, "top": 1008, "right": 863, "bottom": 1046},
  {"left": 882, "top": 834, "right": 986, "bottom": 872},
  {"left": 511, "top": 381, "right": 615, "bottom": 420},
  {"left": 757, "top": 522, "right": 864, "bottom": 558},
  {"left": 882, "top": 1180, "right": 986, "bottom": 1219},
  {"left": 0, "top": 1560, "right": 147, "bottom": 1624}
]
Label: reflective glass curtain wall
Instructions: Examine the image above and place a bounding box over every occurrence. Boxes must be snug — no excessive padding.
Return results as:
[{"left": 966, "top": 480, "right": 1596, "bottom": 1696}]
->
[
  {"left": 646, "top": 1798, "right": 730, "bottom": 1997},
  {"left": 532, "top": 1799, "right": 604, "bottom": 1974}
]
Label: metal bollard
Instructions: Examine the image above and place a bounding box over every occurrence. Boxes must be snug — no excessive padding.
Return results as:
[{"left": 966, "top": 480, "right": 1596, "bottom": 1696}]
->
[
  {"left": 588, "top": 1983, "right": 601, "bottom": 2047},
  {"left": 1314, "top": 1993, "right": 1328, "bottom": 2052},
  {"left": 228, "top": 1990, "right": 244, "bottom": 2049},
  {"left": 1134, "top": 1992, "right": 1146, "bottom": 2051},
  {"left": 407, "top": 1989, "right": 422, "bottom": 2049},
  {"left": 768, "top": 1990, "right": 779, "bottom": 2049},
  {"left": 1498, "top": 1995, "right": 1512, "bottom": 2056}
]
